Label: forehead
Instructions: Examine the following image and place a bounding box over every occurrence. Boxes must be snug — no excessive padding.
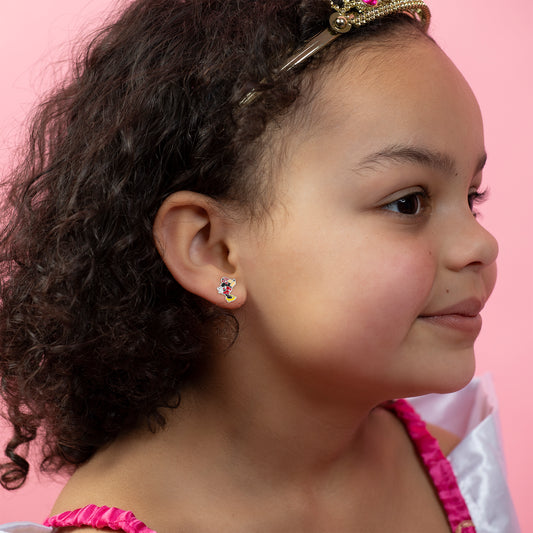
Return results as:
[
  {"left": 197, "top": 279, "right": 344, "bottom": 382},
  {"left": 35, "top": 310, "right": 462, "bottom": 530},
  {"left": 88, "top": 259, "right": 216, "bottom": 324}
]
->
[{"left": 297, "top": 36, "right": 484, "bottom": 161}]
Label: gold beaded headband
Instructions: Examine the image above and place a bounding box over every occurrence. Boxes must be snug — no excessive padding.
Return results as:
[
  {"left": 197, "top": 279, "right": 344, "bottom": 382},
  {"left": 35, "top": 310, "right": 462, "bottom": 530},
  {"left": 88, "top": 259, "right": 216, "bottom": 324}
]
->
[{"left": 240, "top": 0, "right": 431, "bottom": 106}]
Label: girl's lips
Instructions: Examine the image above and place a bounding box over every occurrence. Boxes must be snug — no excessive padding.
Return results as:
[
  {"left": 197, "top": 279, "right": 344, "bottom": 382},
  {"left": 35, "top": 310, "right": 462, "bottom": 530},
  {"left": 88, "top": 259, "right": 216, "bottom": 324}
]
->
[
  {"left": 418, "top": 313, "right": 483, "bottom": 335},
  {"left": 418, "top": 298, "right": 484, "bottom": 335}
]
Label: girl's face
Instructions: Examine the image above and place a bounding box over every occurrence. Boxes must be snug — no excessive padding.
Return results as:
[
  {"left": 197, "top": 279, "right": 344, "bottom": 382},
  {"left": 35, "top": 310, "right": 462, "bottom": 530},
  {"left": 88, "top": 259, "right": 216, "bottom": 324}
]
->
[{"left": 234, "top": 36, "right": 498, "bottom": 403}]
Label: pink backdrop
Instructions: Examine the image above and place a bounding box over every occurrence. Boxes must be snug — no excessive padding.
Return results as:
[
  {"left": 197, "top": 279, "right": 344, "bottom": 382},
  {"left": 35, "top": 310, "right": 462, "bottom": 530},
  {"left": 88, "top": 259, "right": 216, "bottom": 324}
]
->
[{"left": 0, "top": 0, "right": 531, "bottom": 529}]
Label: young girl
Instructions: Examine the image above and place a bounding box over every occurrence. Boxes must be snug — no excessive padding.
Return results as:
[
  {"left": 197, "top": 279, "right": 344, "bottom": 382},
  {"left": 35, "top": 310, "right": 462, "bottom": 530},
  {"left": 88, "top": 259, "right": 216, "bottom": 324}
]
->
[{"left": 0, "top": 0, "right": 520, "bottom": 532}]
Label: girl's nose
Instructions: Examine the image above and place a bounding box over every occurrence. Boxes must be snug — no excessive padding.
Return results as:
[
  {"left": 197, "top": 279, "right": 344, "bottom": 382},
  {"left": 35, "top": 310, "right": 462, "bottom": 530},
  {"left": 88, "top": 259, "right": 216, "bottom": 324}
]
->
[{"left": 444, "top": 215, "right": 499, "bottom": 272}]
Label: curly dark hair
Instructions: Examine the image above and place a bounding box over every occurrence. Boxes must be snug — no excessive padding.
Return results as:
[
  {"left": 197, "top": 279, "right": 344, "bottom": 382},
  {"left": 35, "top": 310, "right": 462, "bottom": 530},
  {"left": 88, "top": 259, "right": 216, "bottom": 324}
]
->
[{"left": 0, "top": 0, "right": 429, "bottom": 489}]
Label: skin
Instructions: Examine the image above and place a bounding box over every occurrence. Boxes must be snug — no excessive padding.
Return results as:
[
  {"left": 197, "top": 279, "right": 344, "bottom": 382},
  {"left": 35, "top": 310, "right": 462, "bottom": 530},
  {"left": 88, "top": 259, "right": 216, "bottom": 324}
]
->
[{"left": 53, "top": 34, "right": 497, "bottom": 533}]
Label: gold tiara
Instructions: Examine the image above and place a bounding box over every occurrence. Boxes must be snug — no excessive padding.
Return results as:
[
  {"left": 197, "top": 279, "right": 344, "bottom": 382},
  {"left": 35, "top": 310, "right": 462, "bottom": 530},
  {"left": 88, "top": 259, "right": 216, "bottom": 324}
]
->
[{"left": 240, "top": 0, "right": 430, "bottom": 106}]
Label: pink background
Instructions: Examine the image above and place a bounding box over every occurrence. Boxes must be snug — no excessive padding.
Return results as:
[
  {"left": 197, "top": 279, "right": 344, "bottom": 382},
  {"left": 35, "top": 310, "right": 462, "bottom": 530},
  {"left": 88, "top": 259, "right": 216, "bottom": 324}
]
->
[{"left": 0, "top": 0, "right": 531, "bottom": 529}]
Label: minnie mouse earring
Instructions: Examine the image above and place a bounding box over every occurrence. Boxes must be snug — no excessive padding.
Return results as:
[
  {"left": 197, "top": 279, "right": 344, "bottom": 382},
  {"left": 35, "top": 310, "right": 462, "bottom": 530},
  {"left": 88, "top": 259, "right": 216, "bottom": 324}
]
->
[{"left": 217, "top": 277, "right": 237, "bottom": 303}]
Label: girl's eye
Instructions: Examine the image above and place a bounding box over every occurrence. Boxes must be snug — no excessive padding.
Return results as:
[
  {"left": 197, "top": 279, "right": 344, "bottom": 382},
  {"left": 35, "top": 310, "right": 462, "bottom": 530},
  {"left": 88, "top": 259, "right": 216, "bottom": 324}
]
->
[
  {"left": 382, "top": 191, "right": 428, "bottom": 216},
  {"left": 468, "top": 188, "right": 489, "bottom": 215}
]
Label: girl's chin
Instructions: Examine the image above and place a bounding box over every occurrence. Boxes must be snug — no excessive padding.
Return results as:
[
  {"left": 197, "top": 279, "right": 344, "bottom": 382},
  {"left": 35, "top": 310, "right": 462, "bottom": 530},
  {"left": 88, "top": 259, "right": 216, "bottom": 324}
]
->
[
  {"left": 411, "top": 367, "right": 475, "bottom": 398},
  {"left": 396, "top": 353, "right": 476, "bottom": 399}
]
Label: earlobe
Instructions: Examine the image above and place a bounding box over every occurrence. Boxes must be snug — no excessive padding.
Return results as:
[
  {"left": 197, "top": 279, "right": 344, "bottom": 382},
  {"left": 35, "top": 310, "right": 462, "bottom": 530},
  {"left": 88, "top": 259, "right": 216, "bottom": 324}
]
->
[{"left": 153, "top": 191, "right": 246, "bottom": 308}]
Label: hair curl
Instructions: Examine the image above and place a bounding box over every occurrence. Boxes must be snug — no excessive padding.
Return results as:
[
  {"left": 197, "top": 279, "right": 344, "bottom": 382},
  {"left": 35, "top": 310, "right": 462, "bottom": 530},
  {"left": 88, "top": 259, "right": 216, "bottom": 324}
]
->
[{"left": 0, "top": 0, "right": 428, "bottom": 489}]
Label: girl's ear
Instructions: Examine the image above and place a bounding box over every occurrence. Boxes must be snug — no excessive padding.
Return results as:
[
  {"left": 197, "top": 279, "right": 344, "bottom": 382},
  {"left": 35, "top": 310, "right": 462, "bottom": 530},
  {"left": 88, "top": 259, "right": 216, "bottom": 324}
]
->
[{"left": 153, "top": 191, "right": 246, "bottom": 308}]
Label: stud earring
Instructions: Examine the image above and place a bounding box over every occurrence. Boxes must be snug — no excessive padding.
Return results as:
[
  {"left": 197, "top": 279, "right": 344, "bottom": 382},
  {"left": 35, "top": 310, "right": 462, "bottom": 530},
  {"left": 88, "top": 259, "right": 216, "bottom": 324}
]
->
[{"left": 217, "top": 277, "right": 237, "bottom": 303}]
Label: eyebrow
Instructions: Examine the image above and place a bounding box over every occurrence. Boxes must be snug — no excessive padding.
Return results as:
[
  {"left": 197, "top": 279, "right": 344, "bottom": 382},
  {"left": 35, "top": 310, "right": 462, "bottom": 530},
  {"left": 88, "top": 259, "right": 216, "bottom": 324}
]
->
[{"left": 354, "top": 145, "right": 487, "bottom": 176}]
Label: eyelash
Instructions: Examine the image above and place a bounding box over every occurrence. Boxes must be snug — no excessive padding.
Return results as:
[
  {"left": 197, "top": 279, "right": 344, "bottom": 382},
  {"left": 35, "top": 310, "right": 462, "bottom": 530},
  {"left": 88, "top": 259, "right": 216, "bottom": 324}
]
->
[
  {"left": 468, "top": 188, "right": 489, "bottom": 216},
  {"left": 382, "top": 187, "right": 489, "bottom": 217}
]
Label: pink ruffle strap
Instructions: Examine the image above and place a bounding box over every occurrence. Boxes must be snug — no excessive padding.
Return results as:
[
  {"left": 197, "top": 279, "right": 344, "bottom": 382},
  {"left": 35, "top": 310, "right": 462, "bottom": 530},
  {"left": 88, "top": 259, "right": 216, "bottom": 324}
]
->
[
  {"left": 385, "top": 399, "right": 476, "bottom": 533},
  {"left": 44, "top": 504, "right": 156, "bottom": 533}
]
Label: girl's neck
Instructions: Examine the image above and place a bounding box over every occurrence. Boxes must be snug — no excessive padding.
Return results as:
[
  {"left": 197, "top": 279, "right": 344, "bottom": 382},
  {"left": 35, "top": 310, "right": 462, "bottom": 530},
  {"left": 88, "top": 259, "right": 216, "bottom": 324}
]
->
[
  {"left": 161, "top": 380, "right": 380, "bottom": 485},
  {"left": 170, "top": 341, "right": 390, "bottom": 484},
  {"left": 53, "top": 338, "right": 406, "bottom": 529},
  {"left": 52, "top": 356, "right": 451, "bottom": 533},
  {"left": 53, "top": 383, "right": 415, "bottom": 533}
]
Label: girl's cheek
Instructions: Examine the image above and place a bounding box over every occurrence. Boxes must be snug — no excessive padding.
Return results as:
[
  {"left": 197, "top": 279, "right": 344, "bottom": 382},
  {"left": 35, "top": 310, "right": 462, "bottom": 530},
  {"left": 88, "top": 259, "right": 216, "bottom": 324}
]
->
[{"left": 367, "top": 246, "right": 436, "bottom": 313}]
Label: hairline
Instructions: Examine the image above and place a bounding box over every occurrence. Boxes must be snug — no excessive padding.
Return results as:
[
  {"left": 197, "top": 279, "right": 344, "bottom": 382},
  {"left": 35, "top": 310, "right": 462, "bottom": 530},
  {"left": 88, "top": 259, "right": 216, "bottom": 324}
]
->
[{"left": 239, "top": 21, "right": 435, "bottom": 223}]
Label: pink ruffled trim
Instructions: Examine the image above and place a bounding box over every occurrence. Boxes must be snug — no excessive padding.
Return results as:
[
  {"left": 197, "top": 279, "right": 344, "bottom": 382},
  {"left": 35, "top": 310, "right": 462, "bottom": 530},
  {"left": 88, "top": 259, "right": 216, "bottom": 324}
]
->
[
  {"left": 385, "top": 399, "right": 476, "bottom": 533},
  {"left": 44, "top": 504, "right": 157, "bottom": 533}
]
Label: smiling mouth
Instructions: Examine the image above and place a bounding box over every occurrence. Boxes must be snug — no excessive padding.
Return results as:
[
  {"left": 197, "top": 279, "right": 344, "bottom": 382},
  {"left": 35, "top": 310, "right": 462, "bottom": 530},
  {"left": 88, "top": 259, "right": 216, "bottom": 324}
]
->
[
  {"left": 418, "top": 314, "right": 482, "bottom": 336},
  {"left": 418, "top": 299, "right": 484, "bottom": 336}
]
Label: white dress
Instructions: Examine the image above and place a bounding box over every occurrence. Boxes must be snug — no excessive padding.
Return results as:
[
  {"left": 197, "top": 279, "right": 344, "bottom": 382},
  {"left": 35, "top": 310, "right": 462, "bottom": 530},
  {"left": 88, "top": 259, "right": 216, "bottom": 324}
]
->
[{"left": 410, "top": 375, "right": 521, "bottom": 532}]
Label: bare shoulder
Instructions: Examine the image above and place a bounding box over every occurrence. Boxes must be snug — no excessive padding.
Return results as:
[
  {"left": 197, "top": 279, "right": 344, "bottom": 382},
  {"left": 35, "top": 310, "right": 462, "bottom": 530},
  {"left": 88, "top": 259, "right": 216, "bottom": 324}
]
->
[
  {"left": 425, "top": 423, "right": 462, "bottom": 456},
  {"left": 50, "top": 437, "right": 141, "bottom": 516}
]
